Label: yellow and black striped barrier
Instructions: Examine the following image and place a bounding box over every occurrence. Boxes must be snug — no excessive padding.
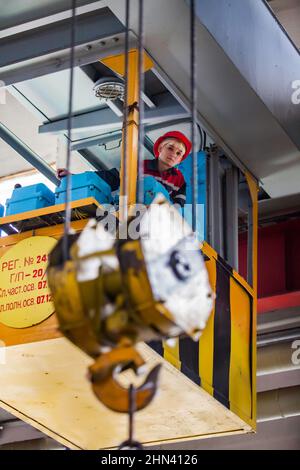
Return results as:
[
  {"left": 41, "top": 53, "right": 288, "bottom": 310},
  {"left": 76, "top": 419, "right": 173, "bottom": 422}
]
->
[{"left": 150, "top": 241, "right": 256, "bottom": 429}]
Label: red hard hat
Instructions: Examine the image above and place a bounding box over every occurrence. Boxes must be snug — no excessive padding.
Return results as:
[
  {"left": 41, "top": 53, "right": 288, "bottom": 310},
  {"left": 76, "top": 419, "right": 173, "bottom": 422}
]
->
[{"left": 153, "top": 131, "right": 192, "bottom": 161}]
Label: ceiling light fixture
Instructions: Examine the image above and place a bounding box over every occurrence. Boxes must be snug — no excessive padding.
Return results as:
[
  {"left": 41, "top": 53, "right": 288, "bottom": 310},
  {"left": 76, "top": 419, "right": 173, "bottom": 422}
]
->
[{"left": 93, "top": 77, "right": 124, "bottom": 101}]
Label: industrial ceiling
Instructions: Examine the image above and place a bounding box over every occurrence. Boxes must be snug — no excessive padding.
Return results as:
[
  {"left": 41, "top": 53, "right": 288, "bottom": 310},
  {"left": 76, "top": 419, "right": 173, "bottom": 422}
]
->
[{"left": 0, "top": 0, "right": 300, "bottom": 198}]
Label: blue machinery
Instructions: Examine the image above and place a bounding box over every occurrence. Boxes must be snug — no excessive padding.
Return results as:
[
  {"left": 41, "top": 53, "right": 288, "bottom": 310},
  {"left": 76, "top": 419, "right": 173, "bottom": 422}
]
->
[{"left": 2, "top": 151, "right": 207, "bottom": 240}]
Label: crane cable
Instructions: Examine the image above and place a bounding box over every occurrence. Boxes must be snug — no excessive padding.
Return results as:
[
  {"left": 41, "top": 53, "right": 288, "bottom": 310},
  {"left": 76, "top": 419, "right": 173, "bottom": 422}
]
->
[
  {"left": 122, "top": 0, "right": 145, "bottom": 448},
  {"left": 137, "top": 0, "right": 145, "bottom": 204},
  {"left": 63, "top": 0, "right": 77, "bottom": 261},
  {"left": 62, "top": 1, "right": 197, "bottom": 241},
  {"left": 191, "top": 0, "right": 198, "bottom": 233},
  {"left": 121, "top": 0, "right": 130, "bottom": 219}
]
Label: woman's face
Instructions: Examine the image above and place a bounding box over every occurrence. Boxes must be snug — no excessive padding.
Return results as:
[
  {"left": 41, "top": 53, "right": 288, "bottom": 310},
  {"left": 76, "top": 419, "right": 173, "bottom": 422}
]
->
[{"left": 158, "top": 139, "right": 185, "bottom": 169}]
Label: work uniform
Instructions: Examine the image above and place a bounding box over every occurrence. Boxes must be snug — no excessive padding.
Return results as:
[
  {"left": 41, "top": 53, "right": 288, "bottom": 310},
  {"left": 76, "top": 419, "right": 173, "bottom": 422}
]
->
[
  {"left": 96, "top": 160, "right": 186, "bottom": 208},
  {"left": 143, "top": 159, "right": 186, "bottom": 207},
  {"left": 95, "top": 168, "right": 120, "bottom": 192}
]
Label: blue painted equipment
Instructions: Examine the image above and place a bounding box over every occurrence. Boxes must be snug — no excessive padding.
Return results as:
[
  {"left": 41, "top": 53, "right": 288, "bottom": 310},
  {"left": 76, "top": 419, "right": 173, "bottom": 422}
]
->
[
  {"left": 111, "top": 178, "right": 170, "bottom": 209},
  {"left": 112, "top": 193, "right": 120, "bottom": 207},
  {"left": 179, "top": 151, "right": 207, "bottom": 241},
  {"left": 55, "top": 172, "right": 113, "bottom": 206},
  {"left": 5, "top": 183, "right": 55, "bottom": 216},
  {"left": 143, "top": 176, "right": 171, "bottom": 205}
]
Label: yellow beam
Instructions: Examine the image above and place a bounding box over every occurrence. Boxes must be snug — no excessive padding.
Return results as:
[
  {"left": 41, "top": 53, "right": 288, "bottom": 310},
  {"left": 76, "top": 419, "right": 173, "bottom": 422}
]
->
[
  {"left": 0, "top": 197, "right": 102, "bottom": 226},
  {"left": 199, "top": 248, "right": 217, "bottom": 396},
  {"left": 245, "top": 171, "right": 259, "bottom": 428},
  {"left": 101, "top": 50, "right": 153, "bottom": 77},
  {"left": 245, "top": 173, "right": 258, "bottom": 295},
  {"left": 101, "top": 50, "right": 154, "bottom": 212}
]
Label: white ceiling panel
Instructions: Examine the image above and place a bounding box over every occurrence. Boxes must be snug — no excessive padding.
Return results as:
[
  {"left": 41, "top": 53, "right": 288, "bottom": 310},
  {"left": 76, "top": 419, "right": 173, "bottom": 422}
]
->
[
  {"left": 0, "top": 0, "right": 100, "bottom": 31},
  {"left": 15, "top": 67, "right": 104, "bottom": 120},
  {"left": 0, "top": 91, "right": 57, "bottom": 177},
  {"left": 0, "top": 91, "right": 92, "bottom": 178}
]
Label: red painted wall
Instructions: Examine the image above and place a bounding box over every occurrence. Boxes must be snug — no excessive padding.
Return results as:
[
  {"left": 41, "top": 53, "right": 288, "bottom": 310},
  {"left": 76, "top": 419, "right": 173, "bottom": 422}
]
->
[{"left": 239, "top": 218, "right": 300, "bottom": 299}]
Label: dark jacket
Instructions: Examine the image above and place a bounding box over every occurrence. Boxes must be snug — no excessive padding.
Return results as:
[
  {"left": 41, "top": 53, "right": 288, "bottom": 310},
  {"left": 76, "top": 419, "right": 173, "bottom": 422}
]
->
[{"left": 96, "top": 160, "right": 187, "bottom": 207}]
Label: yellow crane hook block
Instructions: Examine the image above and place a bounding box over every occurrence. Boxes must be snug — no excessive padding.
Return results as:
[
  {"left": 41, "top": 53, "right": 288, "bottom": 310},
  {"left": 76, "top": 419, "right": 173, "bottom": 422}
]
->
[{"left": 47, "top": 198, "right": 214, "bottom": 413}]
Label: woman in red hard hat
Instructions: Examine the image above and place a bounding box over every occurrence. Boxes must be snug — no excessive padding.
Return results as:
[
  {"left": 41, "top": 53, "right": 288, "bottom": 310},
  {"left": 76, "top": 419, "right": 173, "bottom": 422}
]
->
[
  {"left": 57, "top": 130, "right": 191, "bottom": 207},
  {"left": 144, "top": 131, "right": 191, "bottom": 207}
]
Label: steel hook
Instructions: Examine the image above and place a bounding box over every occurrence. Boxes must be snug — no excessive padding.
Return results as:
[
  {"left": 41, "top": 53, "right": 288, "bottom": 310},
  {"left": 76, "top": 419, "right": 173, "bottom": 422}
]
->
[{"left": 89, "top": 346, "right": 161, "bottom": 413}]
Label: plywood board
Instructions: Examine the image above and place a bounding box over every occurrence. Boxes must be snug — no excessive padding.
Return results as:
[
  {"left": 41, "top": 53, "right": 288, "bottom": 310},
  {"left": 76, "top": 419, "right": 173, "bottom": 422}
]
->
[{"left": 0, "top": 338, "right": 251, "bottom": 449}]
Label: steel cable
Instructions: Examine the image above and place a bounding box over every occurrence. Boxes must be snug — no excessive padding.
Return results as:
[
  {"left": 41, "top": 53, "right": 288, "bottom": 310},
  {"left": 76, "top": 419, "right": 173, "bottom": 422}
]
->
[
  {"left": 63, "top": 0, "right": 76, "bottom": 261},
  {"left": 137, "top": 0, "right": 145, "bottom": 204},
  {"left": 190, "top": 0, "right": 198, "bottom": 233},
  {"left": 121, "top": 0, "right": 130, "bottom": 219}
]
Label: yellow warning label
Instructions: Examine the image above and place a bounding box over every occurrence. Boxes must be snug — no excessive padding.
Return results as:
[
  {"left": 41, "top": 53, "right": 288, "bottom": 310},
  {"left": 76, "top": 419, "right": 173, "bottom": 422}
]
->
[{"left": 0, "top": 236, "right": 56, "bottom": 328}]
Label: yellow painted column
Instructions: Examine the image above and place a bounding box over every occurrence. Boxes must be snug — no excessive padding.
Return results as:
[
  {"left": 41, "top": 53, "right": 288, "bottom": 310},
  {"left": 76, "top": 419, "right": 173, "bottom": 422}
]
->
[
  {"left": 245, "top": 172, "right": 259, "bottom": 426},
  {"left": 199, "top": 243, "right": 218, "bottom": 395},
  {"left": 229, "top": 276, "right": 252, "bottom": 422},
  {"left": 163, "top": 339, "right": 181, "bottom": 370},
  {"left": 101, "top": 50, "right": 153, "bottom": 214}
]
